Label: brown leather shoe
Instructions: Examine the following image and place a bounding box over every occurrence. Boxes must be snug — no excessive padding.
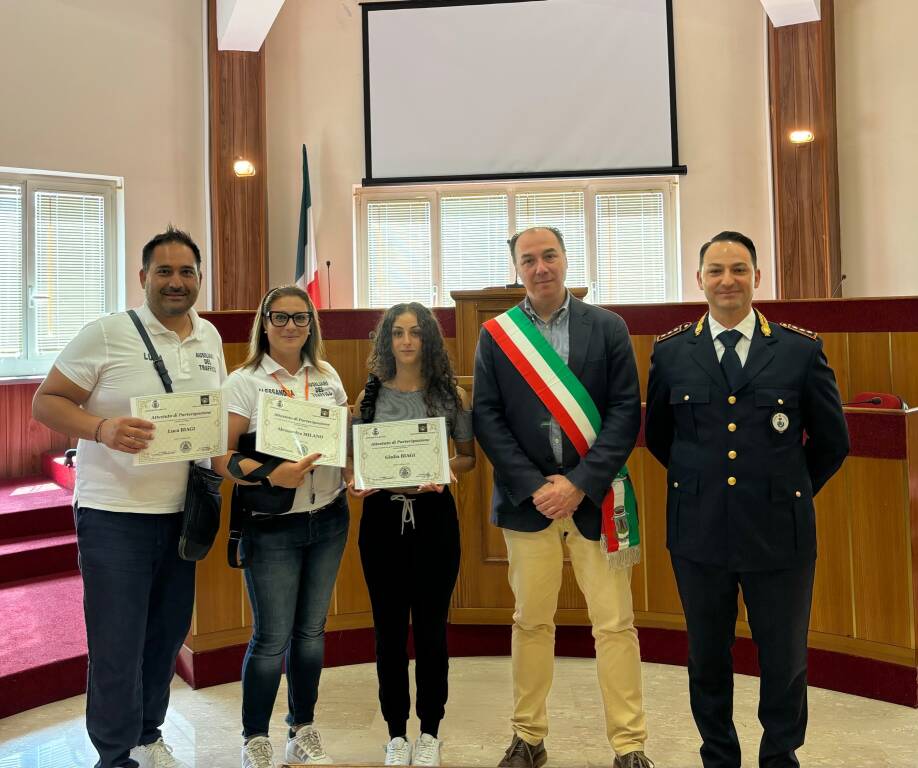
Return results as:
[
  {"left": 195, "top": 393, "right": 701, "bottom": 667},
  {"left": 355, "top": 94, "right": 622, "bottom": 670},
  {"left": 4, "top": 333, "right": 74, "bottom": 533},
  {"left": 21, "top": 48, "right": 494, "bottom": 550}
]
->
[
  {"left": 497, "top": 734, "right": 547, "bottom": 768},
  {"left": 613, "top": 750, "right": 655, "bottom": 768}
]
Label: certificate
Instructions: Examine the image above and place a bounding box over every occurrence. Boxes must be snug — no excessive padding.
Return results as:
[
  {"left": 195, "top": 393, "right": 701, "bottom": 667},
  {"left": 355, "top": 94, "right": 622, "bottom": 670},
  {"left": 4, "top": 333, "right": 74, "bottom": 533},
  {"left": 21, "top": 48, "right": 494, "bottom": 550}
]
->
[
  {"left": 255, "top": 392, "right": 347, "bottom": 467},
  {"left": 131, "top": 390, "right": 227, "bottom": 466},
  {"left": 353, "top": 417, "right": 451, "bottom": 490}
]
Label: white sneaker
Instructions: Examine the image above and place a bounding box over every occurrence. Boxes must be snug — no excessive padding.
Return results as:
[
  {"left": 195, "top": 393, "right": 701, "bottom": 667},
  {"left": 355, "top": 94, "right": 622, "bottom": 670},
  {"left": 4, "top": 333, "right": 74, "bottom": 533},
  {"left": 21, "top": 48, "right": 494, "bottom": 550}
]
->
[
  {"left": 285, "top": 725, "right": 333, "bottom": 764},
  {"left": 384, "top": 736, "right": 412, "bottom": 765},
  {"left": 131, "top": 738, "right": 187, "bottom": 768},
  {"left": 241, "top": 736, "right": 275, "bottom": 768},
  {"left": 412, "top": 733, "right": 441, "bottom": 766}
]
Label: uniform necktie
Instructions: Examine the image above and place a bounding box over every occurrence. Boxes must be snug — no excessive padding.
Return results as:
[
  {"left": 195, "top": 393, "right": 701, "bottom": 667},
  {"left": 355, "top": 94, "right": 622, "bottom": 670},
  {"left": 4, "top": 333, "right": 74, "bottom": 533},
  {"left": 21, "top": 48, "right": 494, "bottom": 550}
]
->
[{"left": 717, "top": 329, "right": 743, "bottom": 391}]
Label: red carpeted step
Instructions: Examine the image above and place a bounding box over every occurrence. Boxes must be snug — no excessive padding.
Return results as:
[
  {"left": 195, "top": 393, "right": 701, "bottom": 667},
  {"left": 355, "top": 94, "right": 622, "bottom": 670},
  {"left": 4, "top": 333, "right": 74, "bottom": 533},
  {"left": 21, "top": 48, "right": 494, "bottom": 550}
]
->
[
  {"left": 0, "top": 531, "right": 78, "bottom": 584},
  {"left": 41, "top": 450, "right": 77, "bottom": 491},
  {"left": 0, "top": 476, "right": 74, "bottom": 540},
  {"left": 0, "top": 571, "right": 87, "bottom": 718}
]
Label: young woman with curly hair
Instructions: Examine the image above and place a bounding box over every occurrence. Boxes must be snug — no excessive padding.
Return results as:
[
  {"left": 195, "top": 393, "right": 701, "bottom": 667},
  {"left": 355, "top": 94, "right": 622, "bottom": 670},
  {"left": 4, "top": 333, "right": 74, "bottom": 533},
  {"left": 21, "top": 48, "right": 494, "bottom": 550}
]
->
[{"left": 350, "top": 302, "right": 475, "bottom": 766}]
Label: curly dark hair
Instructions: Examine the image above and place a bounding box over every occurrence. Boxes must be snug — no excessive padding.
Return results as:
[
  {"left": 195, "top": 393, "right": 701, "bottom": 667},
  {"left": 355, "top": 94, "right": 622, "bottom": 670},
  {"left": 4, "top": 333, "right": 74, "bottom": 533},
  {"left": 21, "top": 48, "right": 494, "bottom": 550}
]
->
[{"left": 364, "top": 303, "right": 462, "bottom": 429}]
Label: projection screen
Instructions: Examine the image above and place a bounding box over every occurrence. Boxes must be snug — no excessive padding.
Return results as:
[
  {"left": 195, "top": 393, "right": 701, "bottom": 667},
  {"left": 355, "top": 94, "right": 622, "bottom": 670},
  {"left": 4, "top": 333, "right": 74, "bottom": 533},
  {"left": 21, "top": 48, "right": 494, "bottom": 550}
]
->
[{"left": 362, "top": 0, "right": 684, "bottom": 185}]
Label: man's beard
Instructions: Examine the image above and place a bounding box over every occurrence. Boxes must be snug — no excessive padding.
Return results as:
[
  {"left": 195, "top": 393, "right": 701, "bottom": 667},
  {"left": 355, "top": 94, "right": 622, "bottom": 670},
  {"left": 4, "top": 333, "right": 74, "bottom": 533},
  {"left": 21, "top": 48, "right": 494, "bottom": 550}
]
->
[{"left": 155, "top": 291, "right": 194, "bottom": 315}]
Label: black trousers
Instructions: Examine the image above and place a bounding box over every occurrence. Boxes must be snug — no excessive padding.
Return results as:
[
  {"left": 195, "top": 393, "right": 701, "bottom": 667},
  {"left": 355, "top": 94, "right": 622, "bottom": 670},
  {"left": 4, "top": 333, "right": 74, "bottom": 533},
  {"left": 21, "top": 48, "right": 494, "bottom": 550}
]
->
[
  {"left": 76, "top": 507, "right": 195, "bottom": 768},
  {"left": 358, "top": 489, "right": 461, "bottom": 739},
  {"left": 671, "top": 555, "right": 815, "bottom": 768}
]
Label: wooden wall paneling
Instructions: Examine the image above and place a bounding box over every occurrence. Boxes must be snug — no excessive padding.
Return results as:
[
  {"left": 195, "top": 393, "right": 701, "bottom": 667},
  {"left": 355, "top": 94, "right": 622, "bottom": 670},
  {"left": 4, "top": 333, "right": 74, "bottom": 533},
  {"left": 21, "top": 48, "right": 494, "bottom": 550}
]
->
[
  {"left": 847, "top": 333, "right": 893, "bottom": 399},
  {"left": 224, "top": 342, "right": 249, "bottom": 373},
  {"left": 891, "top": 333, "right": 918, "bottom": 408},
  {"left": 847, "top": 457, "right": 912, "bottom": 648},
  {"left": 908, "top": 411, "right": 918, "bottom": 658},
  {"left": 637, "top": 449, "right": 682, "bottom": 616},
  {"left": 207, "top": 0, "right": 267, "bottom": 311},
  {"left": 809, "top": 464, "right": 854, "bottom": 637},
  {"left": 324, "top": 339, "right": 372, "bottom": 405},
  {"left": 768, "top": 0, "right": 842, "bottom": 299},
  {"left": 191, "top": 483, "right": 248, "bottom": 640},
  {"left": 0, "top": 382, "right": 71, "bottom": 479},
  {"left": 818, "top": 332, "right": 849, "bottom": 404},
  {"left": 334, "top": 497, "right": 371, "bottom": 616},
  {"left": 626, "top": 449, "right": 648, "bottom": 612},
  {"left": 631, "top": 334, "right": 654, "bottom": 401}
]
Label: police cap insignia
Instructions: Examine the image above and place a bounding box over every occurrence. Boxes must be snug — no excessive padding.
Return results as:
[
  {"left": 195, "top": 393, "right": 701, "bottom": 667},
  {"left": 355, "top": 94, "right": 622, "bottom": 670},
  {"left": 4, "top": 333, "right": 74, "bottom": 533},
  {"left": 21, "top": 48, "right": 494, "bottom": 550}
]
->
[
  {"left": 779, "top": 322, "right": 818, "bottom": 340},
  {"left": 655, "top": 321, "right": 692, "bottom": 342}
]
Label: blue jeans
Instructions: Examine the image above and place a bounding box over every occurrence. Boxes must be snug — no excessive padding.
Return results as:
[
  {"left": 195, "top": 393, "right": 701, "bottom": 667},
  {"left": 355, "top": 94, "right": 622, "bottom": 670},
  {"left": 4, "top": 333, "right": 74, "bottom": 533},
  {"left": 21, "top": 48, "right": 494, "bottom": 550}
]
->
[
  {"left": 240, "top": 495, "right": 349, "bottom": 737},
  {"left": 76, "top": 507, "right": 195, "bottom": 768}
]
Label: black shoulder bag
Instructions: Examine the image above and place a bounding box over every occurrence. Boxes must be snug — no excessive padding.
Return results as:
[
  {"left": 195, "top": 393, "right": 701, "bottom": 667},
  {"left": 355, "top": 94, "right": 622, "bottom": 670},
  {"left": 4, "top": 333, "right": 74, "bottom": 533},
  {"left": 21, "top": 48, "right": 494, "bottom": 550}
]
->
[{"left": 127, "top": 310, "right": 224, "bottom": 561}]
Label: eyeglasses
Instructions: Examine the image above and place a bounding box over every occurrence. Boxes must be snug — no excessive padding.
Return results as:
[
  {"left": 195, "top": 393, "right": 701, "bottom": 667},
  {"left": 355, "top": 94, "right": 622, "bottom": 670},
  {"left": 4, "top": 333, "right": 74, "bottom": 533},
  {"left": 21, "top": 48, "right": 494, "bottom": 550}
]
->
[{"left": 265, "top": 311, "right": 313, "bottom": 327}]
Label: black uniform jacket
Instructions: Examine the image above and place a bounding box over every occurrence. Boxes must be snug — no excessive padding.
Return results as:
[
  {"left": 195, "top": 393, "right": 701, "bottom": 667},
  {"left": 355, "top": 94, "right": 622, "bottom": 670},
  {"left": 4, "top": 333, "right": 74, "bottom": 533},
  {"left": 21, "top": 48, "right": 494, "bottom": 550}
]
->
[
  {"left": 472, "top": 297, "right": 641, "bottom": 540},
  {"left": 644, "top": 312, "right": 849, "bottom": 571}
]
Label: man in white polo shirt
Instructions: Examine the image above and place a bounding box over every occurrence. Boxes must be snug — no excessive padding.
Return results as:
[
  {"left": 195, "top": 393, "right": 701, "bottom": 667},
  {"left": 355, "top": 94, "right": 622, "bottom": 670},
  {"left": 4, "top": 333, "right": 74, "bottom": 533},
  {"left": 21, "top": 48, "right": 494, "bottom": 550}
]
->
[{"left": 33, "top": 226, "right": 226, "bottom": 768}]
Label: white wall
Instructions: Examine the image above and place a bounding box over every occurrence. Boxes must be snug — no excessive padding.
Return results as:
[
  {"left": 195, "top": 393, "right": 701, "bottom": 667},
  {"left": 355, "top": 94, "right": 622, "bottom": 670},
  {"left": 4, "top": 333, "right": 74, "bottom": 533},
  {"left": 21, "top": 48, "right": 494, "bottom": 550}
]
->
[
  {"left": 266, "top": 0, "right": 363, "bottom": 309},
  {"left": 265, "top": 0, "right": 775, "bottom": 307},
  {"left": 0, "top": 0, "right": 208, "bottom": 309},
  {"left": 672, "top": 0, "right": 774, "bottom": 300},
  {"left": 835, "top": 0, "right": 918, "bottom": 297}
]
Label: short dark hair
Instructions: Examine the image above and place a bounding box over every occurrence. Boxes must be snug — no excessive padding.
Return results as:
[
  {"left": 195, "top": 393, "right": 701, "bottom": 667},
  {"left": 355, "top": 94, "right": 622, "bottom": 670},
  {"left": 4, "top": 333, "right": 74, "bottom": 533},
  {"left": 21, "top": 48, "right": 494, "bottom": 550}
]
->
[
  {"left": 508, "top": 226, "right": 566, "bottom": 261},
  {"left": 141, "top": 225, "right": 201, "bottom": 271},
  {"left": 699, "top": 230, "right": 757, "bottom": 270}
]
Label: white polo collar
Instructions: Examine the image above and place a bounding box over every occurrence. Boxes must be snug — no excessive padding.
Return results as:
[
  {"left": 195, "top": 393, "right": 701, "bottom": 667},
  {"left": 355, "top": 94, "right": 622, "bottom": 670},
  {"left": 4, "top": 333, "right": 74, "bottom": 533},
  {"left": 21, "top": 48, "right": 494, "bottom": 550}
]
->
[
  {"left": 259, "top": 353, "right": 313, "bottom": 378},
  {"left": 135, "top": 302, "right": 201, "bottom": 339}
]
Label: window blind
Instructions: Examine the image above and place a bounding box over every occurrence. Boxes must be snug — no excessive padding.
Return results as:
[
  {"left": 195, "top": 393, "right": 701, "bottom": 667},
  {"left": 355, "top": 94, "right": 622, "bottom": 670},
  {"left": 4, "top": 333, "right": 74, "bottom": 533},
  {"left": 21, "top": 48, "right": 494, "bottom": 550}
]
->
[
  {"left": 33, "top": 190, "right": 107, "bottom": 355},
  {"left": 440, "top": 194, "right": 510, "bottom": 306},
  {"left": 366, "top": 199, "right": 432, "bottom": 307},
  {"left": 595, "top": 191, "right": 665, "bottom": 304},
  {"left": 0, "top": 185, "right": 24, "bottom": 358},
  {"left": 514, "top": 191, "right": 587, "bottom": 291}
]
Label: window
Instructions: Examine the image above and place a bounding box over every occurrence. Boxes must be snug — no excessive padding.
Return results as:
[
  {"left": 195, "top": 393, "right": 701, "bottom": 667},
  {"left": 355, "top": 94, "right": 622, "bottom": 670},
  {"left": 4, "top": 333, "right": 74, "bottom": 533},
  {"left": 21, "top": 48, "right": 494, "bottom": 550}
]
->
[
  {"left": 355, "top": 178, "right": 679, "bottom": 307},
  {"left": 0, "top": 170, "right": 121, "bottom": 377}
]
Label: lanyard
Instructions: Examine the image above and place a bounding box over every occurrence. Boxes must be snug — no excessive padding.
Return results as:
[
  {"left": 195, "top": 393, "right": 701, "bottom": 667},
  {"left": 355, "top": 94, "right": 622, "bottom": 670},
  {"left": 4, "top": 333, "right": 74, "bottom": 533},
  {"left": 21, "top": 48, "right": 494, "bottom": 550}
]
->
[{"left": 271, "top": 368, "right": 309, "bottom": 400}]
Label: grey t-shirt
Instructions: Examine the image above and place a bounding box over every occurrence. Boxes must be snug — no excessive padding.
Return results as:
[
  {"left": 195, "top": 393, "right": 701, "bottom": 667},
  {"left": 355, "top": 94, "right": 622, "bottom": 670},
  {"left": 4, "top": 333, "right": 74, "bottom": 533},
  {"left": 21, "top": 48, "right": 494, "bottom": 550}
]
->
[{"left": 358, "top": 385, "right": 473, "bottom": 442}]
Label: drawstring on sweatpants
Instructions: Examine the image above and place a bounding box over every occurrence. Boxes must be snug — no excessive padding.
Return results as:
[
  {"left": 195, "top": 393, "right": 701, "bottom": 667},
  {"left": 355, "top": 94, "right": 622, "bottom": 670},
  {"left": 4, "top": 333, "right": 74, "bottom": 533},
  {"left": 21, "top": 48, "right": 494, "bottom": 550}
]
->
[{"left": 391, "top": 494, "right": 416, "bottom": 534}]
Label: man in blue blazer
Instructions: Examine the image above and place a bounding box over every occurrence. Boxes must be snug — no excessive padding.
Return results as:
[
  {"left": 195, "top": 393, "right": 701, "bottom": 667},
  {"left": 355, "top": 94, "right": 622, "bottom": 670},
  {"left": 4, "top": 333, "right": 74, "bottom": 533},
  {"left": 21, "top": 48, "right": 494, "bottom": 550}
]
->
[
  {"left": 645, "top": 231, "right": 849, "bottom": 768},
  {"left": 473, "top": 226, "right": 652, "bottom": 768}
]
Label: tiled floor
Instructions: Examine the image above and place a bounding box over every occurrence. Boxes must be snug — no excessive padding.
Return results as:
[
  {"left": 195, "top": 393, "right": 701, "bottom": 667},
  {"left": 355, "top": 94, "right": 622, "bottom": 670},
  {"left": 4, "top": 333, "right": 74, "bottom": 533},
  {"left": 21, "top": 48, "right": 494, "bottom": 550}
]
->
[{"left": 1, "top": 658, "right": 916, "bottom": 767}]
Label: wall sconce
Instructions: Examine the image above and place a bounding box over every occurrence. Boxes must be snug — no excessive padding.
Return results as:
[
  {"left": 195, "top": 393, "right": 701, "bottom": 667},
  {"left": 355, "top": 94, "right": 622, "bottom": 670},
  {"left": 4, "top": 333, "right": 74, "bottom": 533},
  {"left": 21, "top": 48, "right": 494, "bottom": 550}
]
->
[
  {"left": 789, "top": 130, "right": 815, "bottom": 144},
  {"left": 233, "top": 158, "right": 256, "bottom": 177}
]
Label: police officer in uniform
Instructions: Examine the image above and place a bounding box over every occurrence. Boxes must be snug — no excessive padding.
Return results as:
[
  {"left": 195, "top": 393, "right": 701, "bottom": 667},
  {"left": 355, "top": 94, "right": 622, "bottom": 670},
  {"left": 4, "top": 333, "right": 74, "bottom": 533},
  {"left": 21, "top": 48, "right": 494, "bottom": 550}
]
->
[{"left": 644, "top": 231, "right": 849, "bottom": 768}]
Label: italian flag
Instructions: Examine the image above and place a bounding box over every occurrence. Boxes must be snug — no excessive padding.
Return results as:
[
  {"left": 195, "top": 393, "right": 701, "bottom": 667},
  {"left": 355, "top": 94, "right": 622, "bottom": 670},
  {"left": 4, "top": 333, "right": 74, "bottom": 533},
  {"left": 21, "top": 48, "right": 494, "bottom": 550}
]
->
[{"left": 483, "top": 305, "right": 641, "bottom": 568}]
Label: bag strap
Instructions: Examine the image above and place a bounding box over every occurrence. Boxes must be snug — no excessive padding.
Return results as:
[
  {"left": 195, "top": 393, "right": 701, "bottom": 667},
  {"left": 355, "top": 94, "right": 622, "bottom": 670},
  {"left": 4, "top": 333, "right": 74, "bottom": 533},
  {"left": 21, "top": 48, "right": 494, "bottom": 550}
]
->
[
  {"left": 127, "top": 309, "right": 173, "bottom": 394},
  {"left": 126, "top": 309, "right": 199, "bottom": 470},
  {"left": 227, "top": 487, "right": 248, "bottom": 569}
]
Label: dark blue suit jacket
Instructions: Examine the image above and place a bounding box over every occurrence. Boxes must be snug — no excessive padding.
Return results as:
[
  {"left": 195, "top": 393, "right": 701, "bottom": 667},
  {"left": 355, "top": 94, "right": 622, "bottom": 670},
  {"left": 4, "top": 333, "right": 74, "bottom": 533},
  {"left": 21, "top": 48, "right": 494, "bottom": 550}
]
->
[
  {"left": 644, "top": 313, "right": 849, "bottom": 571},
  {"left": 472, "top": 297, "right": 641, "bottom": 540}
]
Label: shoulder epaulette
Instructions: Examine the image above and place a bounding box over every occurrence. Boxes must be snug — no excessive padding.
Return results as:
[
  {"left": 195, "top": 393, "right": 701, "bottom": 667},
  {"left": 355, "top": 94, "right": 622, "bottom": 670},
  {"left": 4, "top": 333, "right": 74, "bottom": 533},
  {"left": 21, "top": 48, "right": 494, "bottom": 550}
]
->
[
  {"left": 655, "top": 322, "right": 692, "bottom": 342},
  {"left": 779, "top": 321, "right": 818, "bottom": 340}
]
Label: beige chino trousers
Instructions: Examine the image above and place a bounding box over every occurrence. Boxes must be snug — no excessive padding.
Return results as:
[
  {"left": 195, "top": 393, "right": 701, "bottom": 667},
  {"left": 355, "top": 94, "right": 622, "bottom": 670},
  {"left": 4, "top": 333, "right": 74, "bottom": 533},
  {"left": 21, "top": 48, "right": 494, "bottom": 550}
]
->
[{"left": 503, "top": 517, "right": 647, "bottom": 756}]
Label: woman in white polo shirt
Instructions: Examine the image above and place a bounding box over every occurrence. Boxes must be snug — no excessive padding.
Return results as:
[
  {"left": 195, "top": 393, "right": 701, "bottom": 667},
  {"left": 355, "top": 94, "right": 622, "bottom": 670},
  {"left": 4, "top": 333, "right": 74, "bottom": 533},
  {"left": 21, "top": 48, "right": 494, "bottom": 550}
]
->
[{"left": 213, "top": 286, "right": 348, "bottom": 768}]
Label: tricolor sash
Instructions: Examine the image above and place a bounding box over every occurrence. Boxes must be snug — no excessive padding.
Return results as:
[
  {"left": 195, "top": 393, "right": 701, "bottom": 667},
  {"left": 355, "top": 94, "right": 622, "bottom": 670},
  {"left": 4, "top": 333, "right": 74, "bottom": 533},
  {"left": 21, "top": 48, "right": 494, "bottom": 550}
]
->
[{"left": 483, "top": 305, "right": 641, "bottom": 569}]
